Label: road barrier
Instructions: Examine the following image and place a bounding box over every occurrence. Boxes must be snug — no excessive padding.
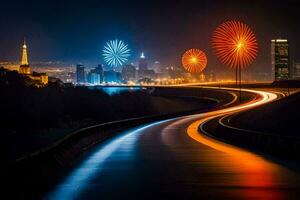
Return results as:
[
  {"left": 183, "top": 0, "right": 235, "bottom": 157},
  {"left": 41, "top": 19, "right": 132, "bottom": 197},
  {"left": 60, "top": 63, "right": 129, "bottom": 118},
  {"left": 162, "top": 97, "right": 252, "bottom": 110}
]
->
[{"left": 201, "top": 114, "right": 300, "bottom": 163}]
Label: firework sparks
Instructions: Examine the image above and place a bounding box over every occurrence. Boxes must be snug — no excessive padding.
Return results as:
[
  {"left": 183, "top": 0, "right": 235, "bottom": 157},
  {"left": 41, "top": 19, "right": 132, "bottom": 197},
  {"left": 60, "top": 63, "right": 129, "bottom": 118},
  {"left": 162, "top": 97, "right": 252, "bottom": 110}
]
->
[
  {"left": 212, "top": 21, "right": 258, "bottom": 69},
  {"left": 182, "top": 49, "right": 207, "bottom": 73},
  {"left": 103, "top": 39, "right": 131, "bottom": 67}
]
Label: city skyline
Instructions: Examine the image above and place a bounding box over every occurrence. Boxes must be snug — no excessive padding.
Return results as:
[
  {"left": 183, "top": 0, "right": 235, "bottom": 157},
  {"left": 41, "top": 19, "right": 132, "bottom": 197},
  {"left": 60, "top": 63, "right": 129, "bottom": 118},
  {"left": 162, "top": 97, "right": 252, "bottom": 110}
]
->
[
  {"left": 0, "top": 0, "right": 299, "bottom": 74},
  {"left": 3, "top": 1, "right": 300, "bottom": 199}
]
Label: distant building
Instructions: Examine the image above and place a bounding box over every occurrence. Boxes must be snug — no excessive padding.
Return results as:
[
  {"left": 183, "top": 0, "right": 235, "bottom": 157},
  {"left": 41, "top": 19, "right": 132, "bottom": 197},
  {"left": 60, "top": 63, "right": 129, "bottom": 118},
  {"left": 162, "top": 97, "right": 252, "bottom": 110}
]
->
[
  {"left": 208, "top": 71, "right": 216, "bottom": 82},
  {"left": 31, "top": 72, "right": 48, "bottom": 84},
  {"left": 18, "top": 39, "right": 48, "bottom": 85},
  {"left": 87, "top": 69, "right": 100, "bottom": 85},
  {"left": 76, "top": 64, "right": 85, "bottom": 83},
  {"left": 87, "top": 65, "right": 104, "bottom": 85},
  {"left": 95, "top": 64, "right": 104, "bottom": 83},
  {"left": 293, "top": 62, "right": 300, "bottom": 80},
  {"left": 19, "top": 40, "right": 30, "bottom": 74},
  {"left": 199, "top": 73, "right": 206, "bottom": 82},
  {"left": 138, "top": 69, "right": 155, "bottom": 79},
  {"left": 168, "top": 66, "right": 184, "bottom": 79},
  {"left": 271, "top": 39, "right": 290, "bottom": 81},
  {"left": 104, "top": 70, "right": 121, "bottom": 83},
  {"left": 153, "top": 61, "right": 162, "bottom": 73},
  {"left": 122, "top": 64, "right": 136, "bottom": 82},
  {"left": 138, "top": 52, "right": 147, "bottom": 71},
  {"left": 137, "top": 52, "right": 155, "bottom": 79}
]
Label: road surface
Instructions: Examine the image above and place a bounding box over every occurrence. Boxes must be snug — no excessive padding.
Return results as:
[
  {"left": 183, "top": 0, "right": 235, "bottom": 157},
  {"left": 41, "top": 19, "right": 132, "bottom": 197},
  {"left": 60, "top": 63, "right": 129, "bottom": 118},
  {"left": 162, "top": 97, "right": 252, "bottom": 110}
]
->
[{"left": 45, "top": 88, "right": 300, "bottom": 200}]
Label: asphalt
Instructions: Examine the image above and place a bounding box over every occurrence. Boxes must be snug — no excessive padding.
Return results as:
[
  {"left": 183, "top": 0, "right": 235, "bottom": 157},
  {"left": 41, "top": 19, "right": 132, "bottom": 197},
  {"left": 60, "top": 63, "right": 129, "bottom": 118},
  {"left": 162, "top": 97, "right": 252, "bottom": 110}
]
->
[{"left": 44, "top": 89, "right": 300, "bottom": 200}]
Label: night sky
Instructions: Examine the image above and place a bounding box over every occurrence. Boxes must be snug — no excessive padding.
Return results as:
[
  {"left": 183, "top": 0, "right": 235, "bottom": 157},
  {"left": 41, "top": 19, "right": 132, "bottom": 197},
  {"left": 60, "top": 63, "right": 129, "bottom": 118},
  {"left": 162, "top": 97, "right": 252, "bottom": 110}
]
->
[{"left": 0, "top": 0, "right": 299, "bottom": 75}]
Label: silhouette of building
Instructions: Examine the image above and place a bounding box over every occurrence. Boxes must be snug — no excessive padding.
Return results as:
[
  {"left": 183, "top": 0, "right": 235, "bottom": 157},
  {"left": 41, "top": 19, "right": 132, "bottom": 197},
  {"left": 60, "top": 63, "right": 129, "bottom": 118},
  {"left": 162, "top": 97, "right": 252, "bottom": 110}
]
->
[
  {"left": 18, "top": 39, "right": 48, "bottom": 85},
  {"left": 95, "top": 64, "right": 104, "bottom": 83},
  {"left": 122, "top": 64, "right": 136, "bottom": 82},
  {"left": 271, "top": 39, "right": 290, "bottom": 81},
  {"left": 76, "top": 64, "right": 85, "bottom": 83}
]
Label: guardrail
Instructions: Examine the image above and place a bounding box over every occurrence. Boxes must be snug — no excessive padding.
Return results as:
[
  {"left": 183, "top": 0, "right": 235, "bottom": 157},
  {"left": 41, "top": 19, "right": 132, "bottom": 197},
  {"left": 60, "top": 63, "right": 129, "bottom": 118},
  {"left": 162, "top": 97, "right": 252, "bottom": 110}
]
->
[
  {"left": 202, "top": 114, "right": 300, "bottom": 162},
  {"left": 6, "top": 87, "right": 240, "bottom": 167},
  {"left": 9, "top": 89, "right": 235, "bottom": 168}
]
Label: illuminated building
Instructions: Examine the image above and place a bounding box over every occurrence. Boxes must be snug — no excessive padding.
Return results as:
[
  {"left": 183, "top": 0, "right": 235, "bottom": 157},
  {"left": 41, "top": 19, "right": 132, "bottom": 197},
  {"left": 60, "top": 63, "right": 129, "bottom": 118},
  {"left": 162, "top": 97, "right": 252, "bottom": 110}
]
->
[
  {"left": 19, "top": 40, "right": 31, "bottom": 74},
  {"left": 87, "top": 69, "right": 100, "bottom": 85},
  {"left": 167, "top": 66, "right": 185, "bottom": 79},
  {"left": 138, "top": 52, "right": 155, "bottom": 79},
  {"left": 271, "top": 39, "right": 290, "bottom": 81},
  {"left": 122, "top": 64, "right": 136, "bottom": 82},
  {"left": 293, "top": 62, "right": 300, "bottom": 80},
  {"left": 31, "top": 72, "right": 48, "bottom": 84},
  {"left": 208, "top": 71, "right": 216, "bottom": 82},
  {"left": 153, "top": 61, "right": 162, "bottom": 73},
  {"left": 138, "top": 52, "right": 147, "bottom": 71},
  {"left": 76, "top": 64, "right": 85, "bottom": 83},
  {"left": 104, "top": 70, "right": 121, "bottom": 83},
  {"left": 86, "top": 65, "right": 104, "bottom": 85},
  {"left": 18, "top": 39, "right": 48, "bottom": 85},
  {"left": 199, "top": 73, "right": 206, "bottom": 82}
]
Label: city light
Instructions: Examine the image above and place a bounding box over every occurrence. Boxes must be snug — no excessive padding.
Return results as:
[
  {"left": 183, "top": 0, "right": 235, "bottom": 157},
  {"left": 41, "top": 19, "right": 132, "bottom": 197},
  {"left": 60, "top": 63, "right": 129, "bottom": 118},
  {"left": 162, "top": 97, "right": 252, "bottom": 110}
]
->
[
  {"left": 182, "top": 49, "right": 207, "bottom": 73},
  {"left": 212, "top": 20, "right": 258, "bottom": 69},
  {"left": 102, "top": 39, "right": 131, "bottom": 68}
]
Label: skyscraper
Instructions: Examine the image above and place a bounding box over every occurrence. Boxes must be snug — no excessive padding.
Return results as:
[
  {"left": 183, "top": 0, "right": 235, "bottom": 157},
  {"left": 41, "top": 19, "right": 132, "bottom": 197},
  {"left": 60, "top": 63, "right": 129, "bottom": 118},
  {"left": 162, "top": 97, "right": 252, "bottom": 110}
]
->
[
  {"left": 87, "top": 69, "right": 100, "bottom": 85},
  {"left": 293, "top": 62, "right": 300, "bottom": 80},
  {"left": 122, "top": 64, "right": 136, "bottom": 82},
  {"left": 138, "top": 52, "right": 147, "bottom": 71},
  {"left": 95, "top": 64, "right": 104, "bottom": 83},
  {"left": 271, "top": 39, "right": 290, "bottom": 81},
  {"left": 153, "top": 61, "right": 162, "bottom": 73},
  {"left": 76, "top": 64, "right": 85, "bottom": 83},
  {"left": 19, "top": 39, "right": 31, "bottom": 74}
]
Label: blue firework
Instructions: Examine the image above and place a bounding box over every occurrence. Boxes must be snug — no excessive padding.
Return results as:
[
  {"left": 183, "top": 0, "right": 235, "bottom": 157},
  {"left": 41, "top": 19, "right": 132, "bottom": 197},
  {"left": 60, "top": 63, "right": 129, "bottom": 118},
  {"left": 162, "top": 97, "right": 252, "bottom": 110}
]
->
[{"left": 102, "top": 39, "right": 131, "bottom": 67}]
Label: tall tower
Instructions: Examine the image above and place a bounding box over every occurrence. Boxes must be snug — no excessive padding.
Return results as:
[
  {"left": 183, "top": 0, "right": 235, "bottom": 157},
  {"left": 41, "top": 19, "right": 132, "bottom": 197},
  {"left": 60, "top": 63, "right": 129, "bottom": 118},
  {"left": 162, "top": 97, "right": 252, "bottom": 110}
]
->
[
  {"left": 138, "top": 52, "right": 148, "bottom": 71},
  {"left": 271, "top": 39, "right": 289, "bottom": 81},
  {"left": 19, "top": 39, "right": 31, "bottom": 74},
  {"left": 76, "top": 64, "right": 85, "bottom": 83},
  {"left": 22, "top": 39, "right": 28, "bottom": 65}
]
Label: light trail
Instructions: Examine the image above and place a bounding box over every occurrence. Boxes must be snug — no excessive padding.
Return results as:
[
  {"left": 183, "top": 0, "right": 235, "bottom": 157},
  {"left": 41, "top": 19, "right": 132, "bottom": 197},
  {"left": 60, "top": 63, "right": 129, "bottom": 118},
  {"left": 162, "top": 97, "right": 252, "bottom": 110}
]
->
[
  {"left": 46, "top": 119, "right": 174, "bottom": 200},
  {"left": 186, "top": 88, "right": 286, "bottom": 188},
  {"left": 187, "top": 87, "right": 278, "bottom": 147},
  {"left": 46, "top": 87, "right": 284, "bottom": 200}
]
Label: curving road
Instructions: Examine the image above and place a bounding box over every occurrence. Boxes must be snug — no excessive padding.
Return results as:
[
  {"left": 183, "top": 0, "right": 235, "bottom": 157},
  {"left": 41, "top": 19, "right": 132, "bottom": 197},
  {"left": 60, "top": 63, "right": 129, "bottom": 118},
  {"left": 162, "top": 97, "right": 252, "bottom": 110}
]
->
[{"left": 45, "top": 87, "right": 300, "bottom": 200}]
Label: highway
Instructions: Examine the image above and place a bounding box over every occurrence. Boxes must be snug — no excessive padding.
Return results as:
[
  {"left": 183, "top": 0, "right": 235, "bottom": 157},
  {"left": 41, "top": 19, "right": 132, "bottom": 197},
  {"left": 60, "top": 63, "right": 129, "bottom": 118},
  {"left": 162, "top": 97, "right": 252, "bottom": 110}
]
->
[{"left": 45, "top": 87, "right": 300, "bottom": 200}]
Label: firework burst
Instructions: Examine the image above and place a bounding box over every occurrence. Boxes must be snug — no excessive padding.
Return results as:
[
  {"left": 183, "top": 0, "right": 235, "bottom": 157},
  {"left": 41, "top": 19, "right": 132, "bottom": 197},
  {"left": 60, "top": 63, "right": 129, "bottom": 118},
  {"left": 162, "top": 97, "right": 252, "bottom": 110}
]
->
[
  {"left": 103, "top": 39, "right": 130, "bottom": 67},
  {"left": 212, "top": 21, "right": 258, "bottom": 69},
  {"left": 182, "top": 49, "right": 207, "bottom": 73}
]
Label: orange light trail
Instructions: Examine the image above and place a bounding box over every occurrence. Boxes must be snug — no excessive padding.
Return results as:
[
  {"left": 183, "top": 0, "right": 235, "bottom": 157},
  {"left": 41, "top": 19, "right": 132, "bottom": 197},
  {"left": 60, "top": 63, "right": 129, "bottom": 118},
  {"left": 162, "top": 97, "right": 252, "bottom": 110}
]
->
[
  {"left": 212, "top": 21, "right": 258, "bottom": 69},
  {"left": 182, "top": 49, "right": 207, "bottom": 73},
  {"left": 186, "top": 88, "right": 286, "bottom": 189}
]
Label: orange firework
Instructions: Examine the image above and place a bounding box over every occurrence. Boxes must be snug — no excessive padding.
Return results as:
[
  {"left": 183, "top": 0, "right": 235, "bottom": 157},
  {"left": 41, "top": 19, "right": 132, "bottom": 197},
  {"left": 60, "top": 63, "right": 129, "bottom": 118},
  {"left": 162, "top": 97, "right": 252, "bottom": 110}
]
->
[
  {"left": 182, "top": 49, "right": 207, "bottom": 73},
  {"left": 212, "top": 21, "right": 258, "bottom": 69}
]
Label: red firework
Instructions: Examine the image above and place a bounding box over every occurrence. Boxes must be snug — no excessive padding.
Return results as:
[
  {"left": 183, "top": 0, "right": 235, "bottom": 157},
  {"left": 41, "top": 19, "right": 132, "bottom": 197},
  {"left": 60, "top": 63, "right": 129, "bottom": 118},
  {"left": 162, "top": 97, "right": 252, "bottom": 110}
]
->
[
  {"left": 182, "top": 49, "right": 207, "bottom": 73},
  {"left": 212, "top": 21, "right": 258, "bottom": 69}
]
